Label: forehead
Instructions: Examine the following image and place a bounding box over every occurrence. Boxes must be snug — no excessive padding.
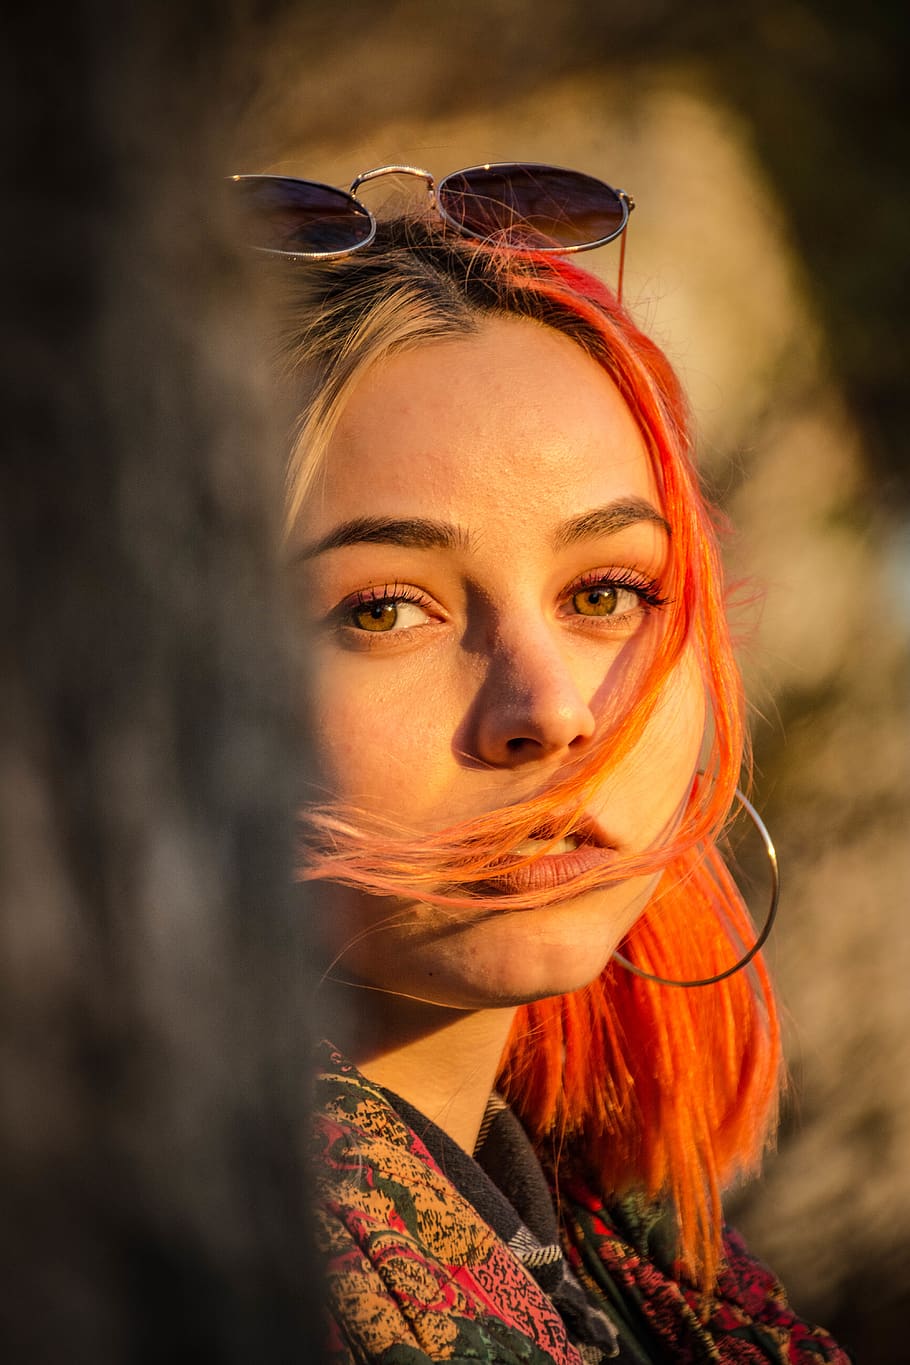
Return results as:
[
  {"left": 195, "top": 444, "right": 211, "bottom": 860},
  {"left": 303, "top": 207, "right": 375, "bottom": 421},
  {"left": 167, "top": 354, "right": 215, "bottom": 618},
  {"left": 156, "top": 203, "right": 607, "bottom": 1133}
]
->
[{"left": 306, "top": 315, "right": 659, "bottom": 533}]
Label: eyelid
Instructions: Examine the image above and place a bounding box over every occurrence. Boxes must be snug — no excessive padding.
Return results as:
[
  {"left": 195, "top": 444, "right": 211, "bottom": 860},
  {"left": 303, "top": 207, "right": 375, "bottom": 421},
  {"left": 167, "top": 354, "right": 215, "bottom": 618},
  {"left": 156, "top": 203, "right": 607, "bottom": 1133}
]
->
[
  {"left": 324, "top": 568, "right": 670, "bottom": 638},
  {"left": 332, "top": 580, "right": 446, "bottom": 636},
  {"left": 563, "top": 566, "right": 670, "bottom": 607},
  {"left": 341, "top": 580, "right": 431, "bottom": 607}
]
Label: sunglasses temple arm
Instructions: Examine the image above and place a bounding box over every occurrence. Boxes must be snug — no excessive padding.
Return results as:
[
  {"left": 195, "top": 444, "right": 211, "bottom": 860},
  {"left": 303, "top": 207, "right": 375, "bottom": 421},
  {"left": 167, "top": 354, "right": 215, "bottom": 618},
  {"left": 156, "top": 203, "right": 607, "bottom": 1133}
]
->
[{"left": 617, "top": 227, "right": 628, "bottom": 305}]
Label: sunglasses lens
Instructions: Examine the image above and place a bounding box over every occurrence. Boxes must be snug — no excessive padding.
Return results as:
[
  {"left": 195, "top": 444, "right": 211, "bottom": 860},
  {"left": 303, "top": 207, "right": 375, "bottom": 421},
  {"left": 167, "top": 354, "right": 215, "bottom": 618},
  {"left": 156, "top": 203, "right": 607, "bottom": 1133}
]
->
[
  {"left": 438, "top": 164, "right": 626, "bottom": 250},
  {"left": 231, "top": 176, "right": 373, "bottom": 256}
]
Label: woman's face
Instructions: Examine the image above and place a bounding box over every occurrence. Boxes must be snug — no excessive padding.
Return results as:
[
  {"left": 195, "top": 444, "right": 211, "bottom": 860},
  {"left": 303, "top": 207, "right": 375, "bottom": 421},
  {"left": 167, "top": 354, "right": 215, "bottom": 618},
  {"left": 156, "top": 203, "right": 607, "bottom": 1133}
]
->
[{"left": 292, "top": 315, "right": 705, "bottom": 1010}]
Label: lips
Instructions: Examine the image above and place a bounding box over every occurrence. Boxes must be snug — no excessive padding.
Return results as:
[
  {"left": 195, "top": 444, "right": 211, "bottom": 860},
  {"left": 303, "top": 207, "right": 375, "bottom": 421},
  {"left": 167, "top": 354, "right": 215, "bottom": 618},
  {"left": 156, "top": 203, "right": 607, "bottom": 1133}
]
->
[{"left": 484, "top": 816, "right": 617, "bottom": 895}]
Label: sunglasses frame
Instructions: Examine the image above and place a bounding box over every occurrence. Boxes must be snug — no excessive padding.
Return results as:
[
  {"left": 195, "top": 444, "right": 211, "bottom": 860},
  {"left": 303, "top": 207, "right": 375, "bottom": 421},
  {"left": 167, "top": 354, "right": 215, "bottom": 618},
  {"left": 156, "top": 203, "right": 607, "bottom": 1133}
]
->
[{"left": 231, "top": 161, "right": 634, "bottom": 263}]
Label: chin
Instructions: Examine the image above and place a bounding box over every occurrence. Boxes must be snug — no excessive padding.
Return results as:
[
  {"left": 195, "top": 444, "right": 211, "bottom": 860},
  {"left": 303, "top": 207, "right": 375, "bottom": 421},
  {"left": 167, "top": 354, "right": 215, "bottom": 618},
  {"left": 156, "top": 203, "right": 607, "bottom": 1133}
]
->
[
  {"left": 325, "top": 876, "right": 656, "bottom": 1013},
  {"left": 407, "top": 909, "right": 638, "bottom": 1011},
  {"left": 457, "top": 953, "right": 617, "bottom": 1010},
  {"left": 495, "top": 883, "right": 652, "bottom": 996}
]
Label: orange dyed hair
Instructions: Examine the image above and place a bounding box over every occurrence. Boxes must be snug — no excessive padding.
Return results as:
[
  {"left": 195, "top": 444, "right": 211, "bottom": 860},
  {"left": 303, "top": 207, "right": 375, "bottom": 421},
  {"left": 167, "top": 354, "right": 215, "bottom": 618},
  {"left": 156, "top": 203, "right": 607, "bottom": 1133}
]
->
[{"left": 279, "top": 220, "right": 782, "bottom": 1287}]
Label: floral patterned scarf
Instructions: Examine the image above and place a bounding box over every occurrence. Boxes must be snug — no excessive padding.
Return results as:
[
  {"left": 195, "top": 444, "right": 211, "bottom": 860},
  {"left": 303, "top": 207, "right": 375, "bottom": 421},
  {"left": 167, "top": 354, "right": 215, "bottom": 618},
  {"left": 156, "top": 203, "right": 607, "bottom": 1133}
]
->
[{"left": 312, "top": 1043, "right": 852, "bottom": 1364}]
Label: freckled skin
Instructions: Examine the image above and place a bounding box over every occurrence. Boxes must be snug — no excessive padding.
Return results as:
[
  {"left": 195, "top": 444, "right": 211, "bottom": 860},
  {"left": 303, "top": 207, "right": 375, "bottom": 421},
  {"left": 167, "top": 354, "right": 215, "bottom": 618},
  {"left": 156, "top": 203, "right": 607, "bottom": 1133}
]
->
[{"left": 295, "top": 315, "right": 705, "bottom": 1012}]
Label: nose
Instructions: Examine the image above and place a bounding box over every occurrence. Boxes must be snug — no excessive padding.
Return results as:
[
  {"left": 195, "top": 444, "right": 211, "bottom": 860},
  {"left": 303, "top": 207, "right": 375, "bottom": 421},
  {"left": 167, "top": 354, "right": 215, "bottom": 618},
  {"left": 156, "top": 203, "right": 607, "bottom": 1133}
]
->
[{"left": 469, "top": 626, "right": 597, "bottom": 768}]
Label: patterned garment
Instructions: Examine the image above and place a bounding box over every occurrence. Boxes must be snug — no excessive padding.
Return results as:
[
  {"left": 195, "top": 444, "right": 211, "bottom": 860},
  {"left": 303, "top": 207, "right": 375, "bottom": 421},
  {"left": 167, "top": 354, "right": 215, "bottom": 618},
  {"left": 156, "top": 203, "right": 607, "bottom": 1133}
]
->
[{"left": 312, "top": 1043, "right": 853, "bottom": 1364}]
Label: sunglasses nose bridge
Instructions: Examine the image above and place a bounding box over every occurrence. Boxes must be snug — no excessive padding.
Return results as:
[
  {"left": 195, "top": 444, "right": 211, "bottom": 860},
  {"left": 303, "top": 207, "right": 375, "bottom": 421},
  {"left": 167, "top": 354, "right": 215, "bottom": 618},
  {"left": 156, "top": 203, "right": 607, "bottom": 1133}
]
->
[{"left": 349, "top": 165, "right": 437, "bottom": 199}]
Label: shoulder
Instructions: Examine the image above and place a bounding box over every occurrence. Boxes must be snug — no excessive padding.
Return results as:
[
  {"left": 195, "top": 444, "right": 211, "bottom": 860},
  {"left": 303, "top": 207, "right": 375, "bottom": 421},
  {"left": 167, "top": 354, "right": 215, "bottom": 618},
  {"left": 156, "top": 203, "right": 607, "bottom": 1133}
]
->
[
  {"left": 557, "top": 1175, "right": 853, "bottom": 1364},
  {"left": 311, "top": 1043, "right": 585, "bottom": 1365},
  {"left": 711, "top": 1223, "right": 855, "bottom": 1363}
]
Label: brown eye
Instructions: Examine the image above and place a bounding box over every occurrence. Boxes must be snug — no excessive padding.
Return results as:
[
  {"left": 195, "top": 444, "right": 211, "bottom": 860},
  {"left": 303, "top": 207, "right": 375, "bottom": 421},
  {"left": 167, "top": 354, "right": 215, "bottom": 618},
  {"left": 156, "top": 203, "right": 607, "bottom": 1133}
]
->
[
  {"left": 352, "top": 601, "right": 399, "bottom": 631},
  {"left": 573, "top": 586, "right": 620, "bottom": 616}
]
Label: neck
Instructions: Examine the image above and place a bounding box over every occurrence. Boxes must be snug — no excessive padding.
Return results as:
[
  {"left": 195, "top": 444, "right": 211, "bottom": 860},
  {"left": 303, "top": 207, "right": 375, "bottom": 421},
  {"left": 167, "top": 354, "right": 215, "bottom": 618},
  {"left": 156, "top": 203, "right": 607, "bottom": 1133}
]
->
[{"left": 318, "top": 986, "right": 517, "bottom": 1153}]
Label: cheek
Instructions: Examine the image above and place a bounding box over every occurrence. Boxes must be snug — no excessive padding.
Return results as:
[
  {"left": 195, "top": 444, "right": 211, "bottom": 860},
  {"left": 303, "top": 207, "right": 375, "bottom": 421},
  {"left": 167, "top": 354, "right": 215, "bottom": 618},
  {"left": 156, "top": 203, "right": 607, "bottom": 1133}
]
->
[
  {"left": 303, "top": 650, "right": 460, "bottom": 812},
  {"left": 656, "top": 648, "right": 707, "bottom": 750},
  {"left": 621, "top": 651, "right": 707, "bottom": 844}
]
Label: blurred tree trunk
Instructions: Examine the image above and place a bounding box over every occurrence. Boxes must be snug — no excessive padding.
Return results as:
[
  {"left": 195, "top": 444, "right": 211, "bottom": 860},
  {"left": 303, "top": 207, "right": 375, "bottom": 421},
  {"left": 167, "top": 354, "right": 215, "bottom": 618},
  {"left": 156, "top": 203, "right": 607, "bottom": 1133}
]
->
[{"left": 1, "top": 4, "right": 322, "bottom": 1360}]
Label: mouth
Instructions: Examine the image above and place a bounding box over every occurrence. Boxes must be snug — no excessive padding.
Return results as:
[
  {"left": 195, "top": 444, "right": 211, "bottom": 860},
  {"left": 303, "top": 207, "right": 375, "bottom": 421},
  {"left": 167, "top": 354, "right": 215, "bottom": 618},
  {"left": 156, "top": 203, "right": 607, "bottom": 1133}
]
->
[
  {"left": 509, "top": 812, "right": 612, "bottom": 856},
  {"left": 510, "top": 832, "right": 582, "bottom": 857},
  {"left": 481, "top": 816, "right": 617, "bottom": 896}
]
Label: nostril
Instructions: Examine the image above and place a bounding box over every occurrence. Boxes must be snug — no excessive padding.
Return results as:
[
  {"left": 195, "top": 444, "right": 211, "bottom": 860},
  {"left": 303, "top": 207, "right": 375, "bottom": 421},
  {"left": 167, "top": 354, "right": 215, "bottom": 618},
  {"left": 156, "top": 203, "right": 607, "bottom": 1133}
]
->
[
  {"left": 569, "top": 729, "right": 593, "bottom": 750},
  {"left": 506, "top": 735, "right": 537, "bottom": 753}
]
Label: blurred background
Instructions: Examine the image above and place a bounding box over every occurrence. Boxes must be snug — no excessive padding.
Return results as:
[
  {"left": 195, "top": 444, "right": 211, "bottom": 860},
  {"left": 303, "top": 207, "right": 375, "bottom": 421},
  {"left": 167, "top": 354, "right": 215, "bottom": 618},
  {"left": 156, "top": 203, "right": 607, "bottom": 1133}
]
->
[
  {"left": 230, "top": 2, "right": 909, "bottom": 1358},
  {"left": 4, "top": 1, "right": 905, "bottom": 1361}
]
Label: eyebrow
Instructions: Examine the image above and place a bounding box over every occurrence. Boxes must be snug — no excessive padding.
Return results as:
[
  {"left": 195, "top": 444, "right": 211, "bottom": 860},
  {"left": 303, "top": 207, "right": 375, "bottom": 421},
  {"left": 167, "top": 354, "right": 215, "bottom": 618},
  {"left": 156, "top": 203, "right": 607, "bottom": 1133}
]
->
[
  {"left": 295, "top": 515, "right": 471, "bottom": 560},
  {"left": 551, "top": 498, "right": 670, "bottom": 551},
  {"left": 295, "top": 497, "right": 670, "bottom": 562}
]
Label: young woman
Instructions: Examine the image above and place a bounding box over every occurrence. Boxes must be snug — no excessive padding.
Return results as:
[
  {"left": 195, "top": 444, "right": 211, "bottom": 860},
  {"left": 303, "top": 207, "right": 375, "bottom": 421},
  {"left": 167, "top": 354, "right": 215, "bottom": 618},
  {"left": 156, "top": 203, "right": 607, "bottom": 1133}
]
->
[{"left": 235, "top": 164, "right": 851, "bottom": 1364}]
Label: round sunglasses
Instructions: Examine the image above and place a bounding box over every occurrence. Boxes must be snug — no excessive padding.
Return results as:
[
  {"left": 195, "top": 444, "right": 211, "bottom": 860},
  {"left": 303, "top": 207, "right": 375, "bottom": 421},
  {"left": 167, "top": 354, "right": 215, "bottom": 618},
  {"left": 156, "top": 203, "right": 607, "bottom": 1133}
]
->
[{"left": 230, "top": 161, "right": 634, "bottom": 264}]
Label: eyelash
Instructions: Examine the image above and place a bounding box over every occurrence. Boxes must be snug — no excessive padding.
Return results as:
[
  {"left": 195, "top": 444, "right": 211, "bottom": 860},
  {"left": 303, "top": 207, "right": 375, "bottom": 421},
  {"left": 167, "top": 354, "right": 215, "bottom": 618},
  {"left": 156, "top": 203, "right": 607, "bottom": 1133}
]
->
[
  {"left": 337, "top": 581, "right": 436, "bottom": 622},
  {"left": 335, "top": 569, "right": 670, "bottom": 637},
  {"left": 349, "top": 581, "right": 432, "bottom": 607},
  {"left": 565, "top": 567, "right": 670, "bottom": 610}
]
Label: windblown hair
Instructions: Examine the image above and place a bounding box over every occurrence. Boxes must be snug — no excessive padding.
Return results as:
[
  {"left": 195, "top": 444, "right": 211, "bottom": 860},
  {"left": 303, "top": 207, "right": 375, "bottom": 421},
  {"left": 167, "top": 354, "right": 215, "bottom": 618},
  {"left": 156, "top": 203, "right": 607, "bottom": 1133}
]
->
[{"left": 277, "top": 218, "right": 782, "bottom": 1287}]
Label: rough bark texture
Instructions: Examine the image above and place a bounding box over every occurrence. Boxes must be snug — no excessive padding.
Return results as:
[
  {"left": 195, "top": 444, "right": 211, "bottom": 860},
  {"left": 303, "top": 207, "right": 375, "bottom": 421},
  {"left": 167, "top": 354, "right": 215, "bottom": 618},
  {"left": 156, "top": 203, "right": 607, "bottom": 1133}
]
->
[{"left": 1, "top": 5, "right": 321, "bottom": 1360}]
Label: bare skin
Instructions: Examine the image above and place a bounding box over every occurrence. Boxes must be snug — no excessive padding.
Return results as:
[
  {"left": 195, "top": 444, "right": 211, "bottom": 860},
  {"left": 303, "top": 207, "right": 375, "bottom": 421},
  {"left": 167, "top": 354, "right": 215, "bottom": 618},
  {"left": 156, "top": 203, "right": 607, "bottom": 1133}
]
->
[{"left": 315, "top": 991, "right": 516, "bottom": 1150}]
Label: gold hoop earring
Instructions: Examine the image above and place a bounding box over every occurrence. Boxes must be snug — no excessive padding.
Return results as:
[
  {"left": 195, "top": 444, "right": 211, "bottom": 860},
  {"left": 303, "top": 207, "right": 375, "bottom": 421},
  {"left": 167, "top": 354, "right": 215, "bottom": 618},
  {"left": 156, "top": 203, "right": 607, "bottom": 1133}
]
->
[{"left": 611, "top": 787, "right": 779, "bottom": 989}]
